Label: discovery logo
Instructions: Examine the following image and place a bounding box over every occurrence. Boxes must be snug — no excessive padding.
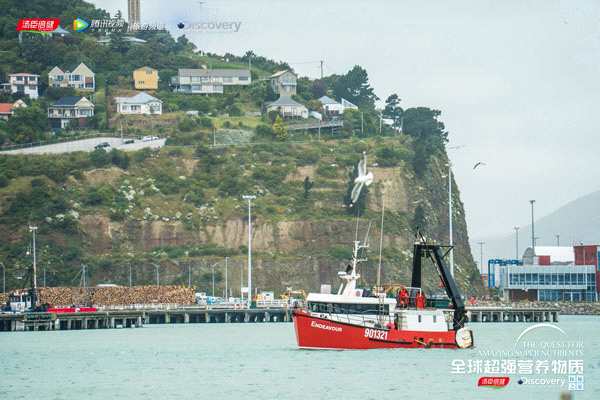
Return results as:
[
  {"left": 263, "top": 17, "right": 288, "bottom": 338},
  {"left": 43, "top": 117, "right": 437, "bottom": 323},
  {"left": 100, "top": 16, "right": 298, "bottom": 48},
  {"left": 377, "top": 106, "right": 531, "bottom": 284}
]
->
[{"left": 176, "top": 2, "right": 242, "bottom": 33}]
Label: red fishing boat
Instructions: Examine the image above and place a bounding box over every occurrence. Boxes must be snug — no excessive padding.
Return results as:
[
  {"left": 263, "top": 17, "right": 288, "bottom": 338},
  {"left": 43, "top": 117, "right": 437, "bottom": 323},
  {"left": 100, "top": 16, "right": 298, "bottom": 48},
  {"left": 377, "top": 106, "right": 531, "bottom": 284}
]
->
[{"left": 293, "top": 238, "right": 474, "bottom": 350}]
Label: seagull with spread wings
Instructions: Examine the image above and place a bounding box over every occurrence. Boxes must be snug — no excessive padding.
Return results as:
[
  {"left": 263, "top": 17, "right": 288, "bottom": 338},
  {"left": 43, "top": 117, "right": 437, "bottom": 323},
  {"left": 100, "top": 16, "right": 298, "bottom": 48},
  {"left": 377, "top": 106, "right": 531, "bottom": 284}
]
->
[{"left": 350, "top": 152, "right": 374, "bottom": 205}]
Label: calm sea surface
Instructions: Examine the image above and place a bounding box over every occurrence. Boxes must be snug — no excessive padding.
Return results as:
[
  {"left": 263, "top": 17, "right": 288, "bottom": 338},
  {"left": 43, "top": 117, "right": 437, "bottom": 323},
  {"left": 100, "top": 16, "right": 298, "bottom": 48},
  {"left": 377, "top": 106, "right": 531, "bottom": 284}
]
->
[{"left": 0, "top": 315, "right": 598, "bottom": 399}]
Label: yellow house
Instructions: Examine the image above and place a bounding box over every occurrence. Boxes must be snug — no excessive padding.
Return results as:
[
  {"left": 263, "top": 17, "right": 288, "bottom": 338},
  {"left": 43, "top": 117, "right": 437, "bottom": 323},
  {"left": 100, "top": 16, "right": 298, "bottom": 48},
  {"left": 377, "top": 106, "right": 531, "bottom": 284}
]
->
[{"left": 133, "top": 66, "right": 159, "bottom": 90}]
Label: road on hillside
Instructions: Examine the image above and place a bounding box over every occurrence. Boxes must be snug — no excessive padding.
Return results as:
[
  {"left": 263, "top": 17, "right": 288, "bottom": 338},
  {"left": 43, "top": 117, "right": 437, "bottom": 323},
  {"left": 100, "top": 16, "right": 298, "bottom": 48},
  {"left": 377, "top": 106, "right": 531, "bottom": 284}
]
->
[{"left": 0, "top": 137, "right": 165, "bottom": 155}]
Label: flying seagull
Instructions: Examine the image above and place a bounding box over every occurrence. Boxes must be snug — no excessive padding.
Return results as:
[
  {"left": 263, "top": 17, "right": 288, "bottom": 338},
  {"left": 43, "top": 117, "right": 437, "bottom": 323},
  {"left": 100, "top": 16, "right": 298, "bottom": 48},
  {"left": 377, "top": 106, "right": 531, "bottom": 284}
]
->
[
  {"left": 473, "top": 161, "right": 486, "bottom": 170},
  {"left": 350, "top": 152, "right": 374, "bottom": 205}
]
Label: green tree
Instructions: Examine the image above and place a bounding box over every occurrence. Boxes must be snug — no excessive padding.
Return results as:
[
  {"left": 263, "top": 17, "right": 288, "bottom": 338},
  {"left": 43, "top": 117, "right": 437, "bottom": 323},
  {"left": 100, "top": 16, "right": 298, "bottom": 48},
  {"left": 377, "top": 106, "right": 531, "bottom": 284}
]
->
[
  {"left": 333, "top": 65, "right": 379, "bottom": 109},
  {"left": 272, "top": 115, "right": 287, "bottom": 140},
  {"left": 303, "top": 176, "right": 313, "bottom": 199},
  {"left": 412, "top": 205, "right": 426, "bottom": 232},
  {"left": 383, "top": 93, "right": 403, "bottom": 129},
  {"left": 6, "top": 106, "right": 47, "bottom": 144}
]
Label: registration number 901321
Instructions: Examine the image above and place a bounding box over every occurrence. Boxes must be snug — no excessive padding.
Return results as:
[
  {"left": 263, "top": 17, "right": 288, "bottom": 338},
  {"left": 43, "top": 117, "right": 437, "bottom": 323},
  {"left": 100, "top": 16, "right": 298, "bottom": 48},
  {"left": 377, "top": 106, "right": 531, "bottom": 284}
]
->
[{"left": 364, "top": 328, "right": 388, "bottom": 340}]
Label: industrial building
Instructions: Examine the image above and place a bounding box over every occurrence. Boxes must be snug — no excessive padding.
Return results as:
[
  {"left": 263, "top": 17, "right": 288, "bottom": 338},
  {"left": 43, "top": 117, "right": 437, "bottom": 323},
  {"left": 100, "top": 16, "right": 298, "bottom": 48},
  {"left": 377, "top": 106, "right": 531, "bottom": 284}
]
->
[{"left": 487, "top": 245, "right": 598, "bottom": 302}]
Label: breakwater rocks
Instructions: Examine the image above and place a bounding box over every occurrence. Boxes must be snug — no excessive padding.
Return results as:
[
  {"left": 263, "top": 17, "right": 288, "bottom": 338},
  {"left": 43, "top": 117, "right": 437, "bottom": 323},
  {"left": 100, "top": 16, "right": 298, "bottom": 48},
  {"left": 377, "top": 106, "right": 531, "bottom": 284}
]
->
[{"left": 476, "top": 300, "right": 600, "bottom": 315}]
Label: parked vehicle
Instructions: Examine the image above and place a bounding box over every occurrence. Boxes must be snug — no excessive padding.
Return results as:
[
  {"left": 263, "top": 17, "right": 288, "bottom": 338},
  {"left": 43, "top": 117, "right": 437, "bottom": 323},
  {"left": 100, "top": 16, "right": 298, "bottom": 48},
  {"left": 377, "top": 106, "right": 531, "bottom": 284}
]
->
[{"left": 94, "top": 142, "right": 111, "bottom": 149}]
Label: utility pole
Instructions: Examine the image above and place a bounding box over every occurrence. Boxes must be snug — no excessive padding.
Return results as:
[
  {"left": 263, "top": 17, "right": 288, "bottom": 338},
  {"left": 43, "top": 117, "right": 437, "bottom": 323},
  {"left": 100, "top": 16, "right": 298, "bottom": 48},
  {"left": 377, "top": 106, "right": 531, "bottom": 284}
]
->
[
  {"left": 154, "top": 264, "right": 160, "bottom": 286},
  {"left": 129, "top": 262, "right": 132, "bottom": 287},
  {"left": 242, "top": 195, "right": 256, "bottom": 308},
  {"left": 529, "top": 200, "right": 536, "bottom": 249},
  {"left": 320, "top": 60, "right": 324, "bottom": 79},
  {"left": 0, "top": 262, "right": 5, "bottom": 293},
  {"left": 29, "top": 226, "right": 38, "bottom": 304},
  {"left": 478, "top": 241, "right": 485, "bottom": 273},
  {"left": 514, "top": 226, "right": 520, "bottom": 260}
]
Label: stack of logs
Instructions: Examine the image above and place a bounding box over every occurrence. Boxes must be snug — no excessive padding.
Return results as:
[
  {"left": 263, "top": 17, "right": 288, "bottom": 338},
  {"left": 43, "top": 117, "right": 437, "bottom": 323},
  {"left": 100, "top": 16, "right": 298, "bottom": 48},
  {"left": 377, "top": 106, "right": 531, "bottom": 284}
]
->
[{"left": 34, "top": 286, "right": 195, "bottom": 307}]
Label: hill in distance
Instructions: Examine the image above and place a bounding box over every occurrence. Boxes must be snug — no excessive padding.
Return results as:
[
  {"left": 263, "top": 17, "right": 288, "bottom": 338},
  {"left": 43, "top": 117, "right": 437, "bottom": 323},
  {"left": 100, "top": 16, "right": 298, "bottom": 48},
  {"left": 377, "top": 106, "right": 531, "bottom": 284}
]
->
[{"left": 480, "top": 189, "right": 600, "bottom": 263}]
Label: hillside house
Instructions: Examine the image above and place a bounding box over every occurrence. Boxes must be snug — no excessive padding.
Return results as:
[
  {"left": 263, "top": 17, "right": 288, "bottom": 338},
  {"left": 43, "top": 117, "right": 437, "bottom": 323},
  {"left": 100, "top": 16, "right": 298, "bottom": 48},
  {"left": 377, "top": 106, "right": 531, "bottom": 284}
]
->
[
  {"left": 133, "top": 66, "right": 159, "bottom": 90},
  {"left": 170, "top": 68, "right": 251, "bottom": 94},
  {"left": 48, "top": 63, "right": 95, "bottom": 91},
  {"left": 270, "top": 70, "right": 297, "bottom": 95},
  {"left": 266, "top": 96, "right": 308, "bottom": 119},
  {"left": 0, "top": 99, "right": 27, "bottom": 120},
  {"left": 115, "top": 92, "right": 162, "bottom": 115},
  {"left": 318, "top": 95, "right": 358, "bottom": 115},
  {"left": 3, "top": 73, "right": 39, "bottom": 99},
  {"left": 48, "top": 96, "right": 94, "bottom": 129}
]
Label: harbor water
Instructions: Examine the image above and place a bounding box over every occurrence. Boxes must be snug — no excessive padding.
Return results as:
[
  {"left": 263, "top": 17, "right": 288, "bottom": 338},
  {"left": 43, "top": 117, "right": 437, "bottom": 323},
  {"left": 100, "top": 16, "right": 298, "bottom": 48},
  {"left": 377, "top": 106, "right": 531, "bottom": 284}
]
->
[{"left": 0, "top": 315, "right": 598, "bottom": 399}]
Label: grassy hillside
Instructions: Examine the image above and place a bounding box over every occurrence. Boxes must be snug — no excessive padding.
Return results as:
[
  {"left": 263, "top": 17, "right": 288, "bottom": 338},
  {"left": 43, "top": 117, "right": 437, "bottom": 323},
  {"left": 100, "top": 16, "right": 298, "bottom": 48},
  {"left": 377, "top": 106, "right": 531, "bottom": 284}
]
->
[
  {"left": 0, "top": 0, "right": 481, "bottom": 296},
  {"left": 0, "top": 135, "right": 482, "bottom": 296}
]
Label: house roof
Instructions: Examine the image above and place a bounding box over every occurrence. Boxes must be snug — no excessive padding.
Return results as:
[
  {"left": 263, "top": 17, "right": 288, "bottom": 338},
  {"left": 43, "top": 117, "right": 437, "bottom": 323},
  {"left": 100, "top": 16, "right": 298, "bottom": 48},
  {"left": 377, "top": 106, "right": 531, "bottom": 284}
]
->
[
  {"left": 115, "top": 92, "right": 162, "bottom": 105},
  {"left": 97, "top": 36, "right": 147, "bottom": 44},
  {"left": 268, "top": 95, "right": 307, "bottom": 108},
  {"left": 0, "top": 103, "right": 12, "bottom": 114},
  {"left": 178, "top": 68, "right": 250, "bottom": 78},
  {"left": 134, "top": 66, "right": 157, "bottom": 73},
  {"left": 9, "top": 73, "right": 39, "bottom": 77},
  {"left": 49, "top": 62, "right": 94, "bottom": 75},
  {"left": 52, "top": 25, "right": 70, "bottom": 35},
  {"left": 52, "top": 96, "right": 92, "bottom": 107},
  {"left": 534, "top": 246, "right": 574, "bottom": 263},
  {"left": 270, "top": 70, "right": 295, "bottom": 78},
  {"left": 341, "top": 98, "right": 358, "bottom": 109},
  {"left": 318, "top": 95, "right": 339, "bottom": 105}
]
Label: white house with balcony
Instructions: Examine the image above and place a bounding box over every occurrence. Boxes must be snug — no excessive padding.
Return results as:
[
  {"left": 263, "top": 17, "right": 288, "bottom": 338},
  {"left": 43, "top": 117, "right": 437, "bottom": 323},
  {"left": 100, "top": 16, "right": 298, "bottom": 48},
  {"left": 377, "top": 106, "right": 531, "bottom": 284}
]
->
[
  {"left": 48, "top": 63, "right": 95, "bottom": 91},
  {"left": 5, "top": 73, "right": 39, "bottom": 99},
  {"left": 170, "top": 68, "right": 251, "bottom": 94},
  {"left": 47, "top": 96, "right": 95, "bottom": 129},
  {"left": 115, "top": 92, "right": 162, "bottom": 115}
]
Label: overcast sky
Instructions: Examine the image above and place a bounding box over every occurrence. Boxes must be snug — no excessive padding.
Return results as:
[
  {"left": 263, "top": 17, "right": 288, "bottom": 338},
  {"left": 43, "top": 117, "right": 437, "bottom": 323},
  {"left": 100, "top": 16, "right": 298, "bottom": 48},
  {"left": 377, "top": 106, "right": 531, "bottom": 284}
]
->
[{"left": 92, "top": 0, "right": 600, "bottom": 245}]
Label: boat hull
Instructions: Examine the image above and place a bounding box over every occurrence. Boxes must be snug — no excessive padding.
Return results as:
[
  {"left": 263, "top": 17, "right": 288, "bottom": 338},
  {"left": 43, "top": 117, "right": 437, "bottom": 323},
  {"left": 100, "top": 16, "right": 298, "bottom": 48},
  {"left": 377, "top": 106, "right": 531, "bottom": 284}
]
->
[{"left": 293, "top": 309, "right": 459, "bottom": 350}]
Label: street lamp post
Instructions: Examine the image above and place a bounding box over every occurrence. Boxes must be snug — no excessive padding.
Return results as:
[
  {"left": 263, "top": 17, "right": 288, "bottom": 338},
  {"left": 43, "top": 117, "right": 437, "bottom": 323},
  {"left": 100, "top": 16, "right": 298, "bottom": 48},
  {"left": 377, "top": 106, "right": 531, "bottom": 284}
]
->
[
  {"left": 514, "top": 226, "right": 520, "bottom": 260},
  {"left": 529, "top": 200, "right": 536, "bottom": 249},
  {"left": 555, "top": 234, "right": 560, "bottom": 246},
  {"left": 448, "top": 162, "right": 454, "bottom": 277},
  {"left": 242, "top": 195, "right": 256, "bottom": 308},
  {"left": 211, "top": 263, "right": 215, "bottom": 297},
  {"left": 478, "top": 241, "right": 485, "bottom": 274},
  {"left": 153, "top": 264, "right": 160, "bottom": 286},
  {"left": 29, "top": 226, "right": 38, "bottom": 305},
  {"left": 224, "top": 256, "right": 228, "bottom": 300}
]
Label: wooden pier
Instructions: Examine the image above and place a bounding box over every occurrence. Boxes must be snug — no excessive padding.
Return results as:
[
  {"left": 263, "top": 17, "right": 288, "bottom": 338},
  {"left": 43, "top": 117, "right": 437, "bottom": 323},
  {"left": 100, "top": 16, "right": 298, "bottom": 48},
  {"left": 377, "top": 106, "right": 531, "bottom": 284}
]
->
[
  {"left": 0, "top": 305, "right": 560, "bottom": 332},
  {"left": 0, "top": 307, "right": 291, "bottom": 332},
  {"left": 465, "top": 306, "right": 560, "bottom": 323}
]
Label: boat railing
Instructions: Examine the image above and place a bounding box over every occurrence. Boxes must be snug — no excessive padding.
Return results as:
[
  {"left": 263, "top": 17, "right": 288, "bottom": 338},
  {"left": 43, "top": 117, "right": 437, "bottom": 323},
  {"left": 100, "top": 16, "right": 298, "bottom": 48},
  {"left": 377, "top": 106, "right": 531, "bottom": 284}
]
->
[{"left": 316, "top": 311, "right": 392, "bottom": 328}]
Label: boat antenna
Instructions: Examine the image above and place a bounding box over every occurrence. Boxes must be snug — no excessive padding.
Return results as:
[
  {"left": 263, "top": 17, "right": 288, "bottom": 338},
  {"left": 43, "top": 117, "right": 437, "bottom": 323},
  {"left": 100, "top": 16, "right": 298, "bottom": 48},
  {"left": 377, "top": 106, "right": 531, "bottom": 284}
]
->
[
  {"left": 377, "top": 193, "right": 385, "bottom": 291},
  {"left": 354, "top": 206, "right": 360, "bottom": 242}
]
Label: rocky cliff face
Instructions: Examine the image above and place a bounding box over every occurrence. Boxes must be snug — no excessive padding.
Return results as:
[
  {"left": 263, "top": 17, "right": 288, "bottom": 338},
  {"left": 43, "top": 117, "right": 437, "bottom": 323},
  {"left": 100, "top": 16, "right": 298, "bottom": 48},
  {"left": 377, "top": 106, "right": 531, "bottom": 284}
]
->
[{"left": 73, "top": 146, "right": 481, "bottom": 296}]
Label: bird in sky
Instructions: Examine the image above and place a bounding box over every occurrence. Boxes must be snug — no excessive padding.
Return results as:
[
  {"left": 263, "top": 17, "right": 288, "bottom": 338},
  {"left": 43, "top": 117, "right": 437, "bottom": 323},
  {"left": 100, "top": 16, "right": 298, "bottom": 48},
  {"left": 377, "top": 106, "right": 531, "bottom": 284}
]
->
[{"left": 473, "top": 161, "right": 486, "bottom": 170}]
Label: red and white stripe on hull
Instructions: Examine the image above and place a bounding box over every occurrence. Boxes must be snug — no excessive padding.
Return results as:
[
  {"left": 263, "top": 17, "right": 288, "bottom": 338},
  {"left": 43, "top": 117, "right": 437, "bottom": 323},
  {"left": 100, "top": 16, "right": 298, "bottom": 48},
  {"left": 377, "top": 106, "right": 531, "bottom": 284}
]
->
[{"left": 293, "top": 309, "right": 459, "bottom": 350}]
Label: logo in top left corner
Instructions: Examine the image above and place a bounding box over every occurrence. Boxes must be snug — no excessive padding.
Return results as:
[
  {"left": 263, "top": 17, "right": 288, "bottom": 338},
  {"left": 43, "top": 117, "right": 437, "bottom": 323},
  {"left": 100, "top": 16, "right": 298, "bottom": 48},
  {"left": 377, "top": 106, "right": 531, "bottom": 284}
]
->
[{"left": 72, "top": 17, "right": 91, "bottom": 32}]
